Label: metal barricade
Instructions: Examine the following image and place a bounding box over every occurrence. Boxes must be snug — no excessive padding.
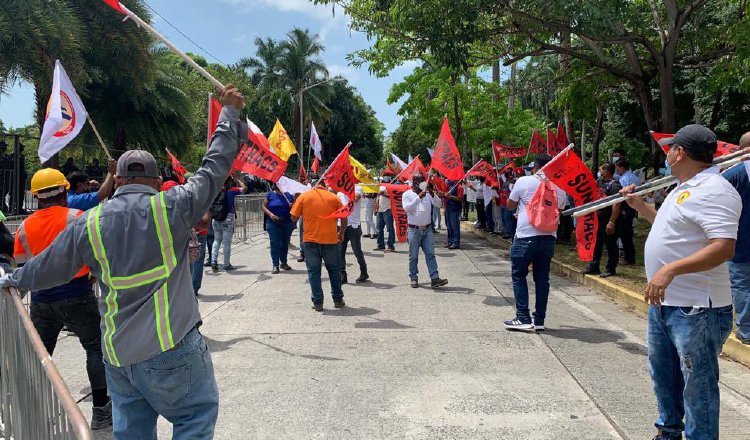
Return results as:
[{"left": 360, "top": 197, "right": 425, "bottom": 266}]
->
[
  {"left": 233, "top": 194, "right": 266, "bottom": 242},
  {"left": 0, "top": 284, "right": 92, "bottom": 440}
]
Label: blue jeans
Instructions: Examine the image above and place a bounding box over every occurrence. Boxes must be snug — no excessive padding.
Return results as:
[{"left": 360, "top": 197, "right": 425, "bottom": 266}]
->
[
  {"left": 648, "top": 305, "right": 733, "bottom": 439},
  {"left": 191, "top": 234, "right": 207, "bottom": 294},
  {"left": 728, "top": 261, "right": 750, "bottom": 342},
  {"left": 432, "top": 206, "right": 442, "bottom": 228},
  {"left": 104, "top": 328, "right": 219, "bottom": 440},
  {"left": 510, "top": 235, "right": 556, "bottom": 325},
  {"left": 502, "top": 207, "right": 516, "bottom": 237},
  {"left": 377, "top": 209, "right": 395, "bottom": 250},
  {"left": 267, "top": 218, "right": 294, "bottom": 268},
  {"left": 211, "top": 217, "right": 234, "bottom": 268},
  {"left": 303, "top": 242, "right": 344, "bottom": 305},
  {"left": 407, "top": 227, "right": 439, "bottom": 281},
  {"left": 445, "top": 209, "right": 461, "bottom": 247}
]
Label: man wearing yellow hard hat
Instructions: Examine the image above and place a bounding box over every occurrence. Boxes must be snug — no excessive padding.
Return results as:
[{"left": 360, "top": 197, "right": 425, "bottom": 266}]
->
[{"left": 13, "top": 168, "right": 112, "bottom": 430}]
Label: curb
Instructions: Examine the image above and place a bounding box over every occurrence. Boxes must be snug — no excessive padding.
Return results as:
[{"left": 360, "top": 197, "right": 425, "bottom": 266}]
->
[{"left": 460, "top": 221, "right": 750, "bottom": 367}]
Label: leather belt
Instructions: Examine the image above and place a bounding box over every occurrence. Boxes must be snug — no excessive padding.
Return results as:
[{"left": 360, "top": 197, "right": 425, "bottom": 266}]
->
[{"left": 408, "top": 224, "right": 432, "bottom": 230}]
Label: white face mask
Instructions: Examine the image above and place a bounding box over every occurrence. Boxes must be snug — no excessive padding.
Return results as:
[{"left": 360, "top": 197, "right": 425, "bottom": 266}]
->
[
  {"left": 612, "top": 156, "right": 621, "bottom": 163},
  {"left": 419, "top": 181, "right": 427, "bottom": 192}
]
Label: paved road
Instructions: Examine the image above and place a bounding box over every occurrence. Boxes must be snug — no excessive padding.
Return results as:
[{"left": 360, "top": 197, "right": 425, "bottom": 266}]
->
[{"left": 52, "top": 230, "right": 750, "bottom": 439}]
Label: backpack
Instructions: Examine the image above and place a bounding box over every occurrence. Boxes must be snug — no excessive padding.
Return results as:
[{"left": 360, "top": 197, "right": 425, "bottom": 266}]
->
[
  {"left": 525, "top": 176, "right": 559, "bottom": 233},
  {"left": 210, "top": 190, "right": 229, "bottom": 221}
]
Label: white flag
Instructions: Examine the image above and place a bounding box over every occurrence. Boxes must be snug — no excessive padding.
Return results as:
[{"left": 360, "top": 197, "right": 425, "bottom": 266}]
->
[
  {"left": 390, "top": 153, "right": 408, "bottom": 171},
  {"left": 310, "top": 122, "right": 323, "bottom": 160},
  {"left": 427, "top": 148, "right": 434, "bottom": 159},
  {"left": 39, "top": 60, "right": 88, "bottom": 163},
  {"left": 408, "top": 154, "right": 413, "bottom": 163},
  {"left": 276, "top": 176, "right": 311, "bottom": 195}
]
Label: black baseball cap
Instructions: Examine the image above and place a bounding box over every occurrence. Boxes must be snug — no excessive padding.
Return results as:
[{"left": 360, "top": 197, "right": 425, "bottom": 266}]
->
[{"left": 658, "top": 124, "right": 717, "bottom": 157}]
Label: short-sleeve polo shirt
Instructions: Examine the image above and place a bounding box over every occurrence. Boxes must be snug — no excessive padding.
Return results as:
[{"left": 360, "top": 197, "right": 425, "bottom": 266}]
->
[{"left": 644, "top": 166, "right": 741, "bottom": 307}]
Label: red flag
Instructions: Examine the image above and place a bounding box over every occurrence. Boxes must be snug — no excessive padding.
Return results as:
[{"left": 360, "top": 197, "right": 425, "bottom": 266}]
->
[
  {"left": 466, "top": 160, "right": 498, "bottom": 187},
  {"left": 166, "top": 150, "right": 187, "bottom": 184},
  {"left": 102, "top": 0, "right": 126, "bottom": 14},
  {"left": 311, "top": 156, "right": 320, "bottom": 174},
  {"left": 539, "top": 147, "right": 601, "bottom": 262},
  {"left": 492, "top": 141, "right": 527, "bottom": 162},
  {"left": 395, "top": 156, "right": 427, "bottom": 182},
  {"left": 650, "top": 130, "right": 739, "bottom": 156},
  {"left": 207, "top": 94, "right": 222, "bottom": 147},
  {"left": 497, "top": 161, "right": 515, "bottom": 178},
  {"left": 556, "top": 122, "right": 569, "bottom": 153},
  {"left": 547, "top": 128, "right": 557, "bottom": 154},
  {"left": 321, "top": 146, "right": 358, "bottom": 219},
  {"left": 383, "top": 184, "right": 410, "bottom": 242},
  {"left": 299, "top": 163, "right": 308, "bottom": 184},
  {"left": 385, "top": 159, "right": 398, "bottom": 176},
  {"left": 432, "top": 118, "right": 465, "bottom": 181},
  {"left": 247, "top": 119, "right": 272, "bottom": 151},
  {"left": 232, "top": 142, "right": 287, "bottom": 182},
  {"left": 529, "top": 129, "right": 547, "bottom": 154},
  {"left": 430, "top": 172, "right": 447, "bottom": 193}
]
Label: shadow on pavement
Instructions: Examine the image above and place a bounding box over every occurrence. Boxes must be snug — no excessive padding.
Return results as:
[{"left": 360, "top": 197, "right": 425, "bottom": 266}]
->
[
  {"left": 354, "top": 319, "right": 414, "bottom": 330},
  {"left": 322, "top": 306, "right": 380, "bottom": 317},
  {"left": 200, "top": 293, "right": 245, "bottom": 303},
  {"left": 482, "top": 296, "right": 511, "bottom": 307},
  {"left": 357, "top": 281, "right": 396, "bottom": 290},
  {"left": 434, "top": 286, "right": 475, "bottom": 294}
]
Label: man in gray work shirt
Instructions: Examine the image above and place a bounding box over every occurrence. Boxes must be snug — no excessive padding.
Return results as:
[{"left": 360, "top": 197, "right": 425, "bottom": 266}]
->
[{"left": 1, "top": 86, "right": 246, "bottom": 439}]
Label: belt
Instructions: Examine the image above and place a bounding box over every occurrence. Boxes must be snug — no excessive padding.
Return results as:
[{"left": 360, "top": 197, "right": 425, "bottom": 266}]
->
[{"left": 408, "top": 224, "right": 432, "bottom": 230}]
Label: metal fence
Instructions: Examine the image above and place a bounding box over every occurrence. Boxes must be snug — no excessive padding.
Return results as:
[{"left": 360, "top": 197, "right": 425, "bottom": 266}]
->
[
  {"left": 0, "top": 285, "right": 92, "bottom": 440},
  {"left": 233, "top": 194, "right": 266, "bottom": 242}
]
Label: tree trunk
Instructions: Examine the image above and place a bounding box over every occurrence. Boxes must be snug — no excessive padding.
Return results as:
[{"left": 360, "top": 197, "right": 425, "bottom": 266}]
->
[
  {"left": 492, "top": 59, "right": 500, "bottom": 102},
  {"left": 592, "top": 104, "right": 605, "bottom": 172},
  {"left": 508, "top": 62, "right": 517, "bottom": 110},
  {"left": 659, "top": 65, "right": 677, "bottom": 132},
  {"left": 451, "top": 73, "right": 465, "bottom": 163},
  {"left": 580, "top": 120, "right": 587, "bottom": 163}
]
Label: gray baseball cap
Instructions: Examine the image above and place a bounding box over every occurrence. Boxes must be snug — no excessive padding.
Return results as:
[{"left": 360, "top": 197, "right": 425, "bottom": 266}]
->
[
  {"left": 657, "top": 124, "right": 717, "bottom": 157},
  {"left": 117, "top": 150, "right": 160, "bottom": 178}
]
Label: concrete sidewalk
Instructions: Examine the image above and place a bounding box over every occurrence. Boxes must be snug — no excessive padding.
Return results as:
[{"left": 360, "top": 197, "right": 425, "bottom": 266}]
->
[{"left": 51, "top": 230, "right": 750, "bottom": 439}]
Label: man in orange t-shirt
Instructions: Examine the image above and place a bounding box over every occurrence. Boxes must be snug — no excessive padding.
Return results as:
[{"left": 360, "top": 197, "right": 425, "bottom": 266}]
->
[{"left": 291, "top": 179, "right": 346, "bottom": 311}]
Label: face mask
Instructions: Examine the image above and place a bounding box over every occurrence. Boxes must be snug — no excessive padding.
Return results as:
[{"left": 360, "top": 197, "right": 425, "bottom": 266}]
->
[
  {"left": 612, "top": 156, "right": 621, "bottom": 163},
  {"left": 418, "top": 181, "right": 428, "bottom": 192},
  {"left": 383, "top": 177, "right": 392, "bottom": 183},
  {"left": 663, "top": 159, "right": 671, "bottom": 176},
  {"left": 597, "top": 171, "right": 602, "bottom": 179}
]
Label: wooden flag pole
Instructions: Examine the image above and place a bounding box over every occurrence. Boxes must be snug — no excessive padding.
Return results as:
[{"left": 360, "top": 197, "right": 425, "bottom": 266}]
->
[
  {"left": 119, "top": 4, "right": 224, "bottom": 91},
  {"left": 86, "top": 116, "right": 114, "bottom": 160}
]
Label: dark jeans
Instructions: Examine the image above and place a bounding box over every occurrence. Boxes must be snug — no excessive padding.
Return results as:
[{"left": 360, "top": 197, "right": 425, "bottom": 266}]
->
[
  {"left": 484, "top": 201, "right": 495, "bottom": 232},
  {"left": 298, "top": 219, "right": 305, "bottom": 259},
  {"left": 191, "top": 234, "right": 207, "bottom": 294},
  {"left": 461, "top": 195, "right": 469, "bottom": 220},
  {"left": 618, "top": 210, "right": 636, "bottom": 264},
  {"left": 558, "top": 210, "right": 573, "bottom": 243},
  {"left": 340, "top": 226, "right": 367, "bottom": 275},
  {"left": 501, "top": 207, "right": 517, "bottom": 238},
  {"left": 590, "top": 215, "right": 618, "bottom": 273},
  {"left": 445, "top": 209, "right": 461, "bottom": 247},
  {"left": 205, "top": 223, "right": 214, "bottom": 263},
  {"left": 648, "top": 305, "right": 733, "bottom": 439},
  {"left": 376, "top": 209, "right": 395, "bottom": 250},
  {"left": 510, "top": 235, "right": 556, "bottom": 325},
  {"left": 267, "top": 218, "right": 294, "bottom": 268},
  {"left": 475, "top": 199, "right": 486, "bottom": 229},
  {"left": 303, "top": 242, "right": 344, "bottom": 305},
  {"left": 31, "top": 292, "right": 107, "bottom": 393}
]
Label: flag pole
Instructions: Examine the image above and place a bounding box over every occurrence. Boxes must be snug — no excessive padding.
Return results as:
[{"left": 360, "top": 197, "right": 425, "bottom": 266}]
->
[
  {"left": 86, "top": 116, "right": 114, "bottom": 160},
  {"left": 119, "top": 4, "right": 224, "bottom": 91}
]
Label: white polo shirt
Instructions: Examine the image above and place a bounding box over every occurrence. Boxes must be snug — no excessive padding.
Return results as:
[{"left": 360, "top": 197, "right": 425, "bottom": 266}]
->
[
  {"left": 509, "top": 175, "right": 567, "bottom": 239},
  {"left": 644, "top": 167, "right": 741, "bottom": 307}
]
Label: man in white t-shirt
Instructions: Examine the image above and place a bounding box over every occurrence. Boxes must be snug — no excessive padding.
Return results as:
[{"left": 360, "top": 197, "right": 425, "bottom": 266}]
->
[
  {"left": 503, "top": 153, "right": 567, "bottom": 332},
  {"left": 339, "top": 185, "right": 368, "bottom": 284},
  {"left": 402, "top": 172, "right": 448, "bottom": 289},
  {"left": 623, "top": 125, "right": 740, "bottom": 440},
  {"left": 374, "top": 173, "right": 396, "bottom": 252}
]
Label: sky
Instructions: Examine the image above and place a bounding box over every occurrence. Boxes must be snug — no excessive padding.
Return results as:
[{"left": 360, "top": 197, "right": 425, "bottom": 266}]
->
[{"left": 0, "top": 0, "right": 414, "bottom": 135}]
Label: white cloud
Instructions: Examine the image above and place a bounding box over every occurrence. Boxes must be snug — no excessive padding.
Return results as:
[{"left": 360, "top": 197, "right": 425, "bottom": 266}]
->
[
  {"left": 220, "top": 0, "right": 340, "bottom": 21},
  {"left": 327, "top": 64, "right": 361, "bottom": 83}
]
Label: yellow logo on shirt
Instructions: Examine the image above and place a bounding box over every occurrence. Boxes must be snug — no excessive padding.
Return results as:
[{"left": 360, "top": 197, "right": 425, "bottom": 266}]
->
[{"left": 676, "top": 191, "right": 691, "bottom": 205}]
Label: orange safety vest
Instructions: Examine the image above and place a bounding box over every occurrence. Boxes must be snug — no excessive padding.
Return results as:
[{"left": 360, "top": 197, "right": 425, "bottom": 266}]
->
[{"left": 14, "top": 206, "right": 89, "bottom": 278}]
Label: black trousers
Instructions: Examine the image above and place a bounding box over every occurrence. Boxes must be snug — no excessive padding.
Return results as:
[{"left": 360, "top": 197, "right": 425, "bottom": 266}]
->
[
  {"left": 617, "top": 210, "right": 636, "bottom": 264},
  {"left": 340, "top": 226, "right": 367, "bottom": 275},
  {"left": 589, "top": 216, "right": 619, "bottom": 273},
  {"left": 475, "top": 199, "right": 487, "bottom": 229},
  {"left": 31, "top": 293, "right": 107, "bottom": 392}
]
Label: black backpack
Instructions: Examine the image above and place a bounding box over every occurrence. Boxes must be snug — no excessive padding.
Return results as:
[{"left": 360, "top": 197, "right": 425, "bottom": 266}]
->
[{"left": 210, "top": 190, "right": 229, "bottom": 221}]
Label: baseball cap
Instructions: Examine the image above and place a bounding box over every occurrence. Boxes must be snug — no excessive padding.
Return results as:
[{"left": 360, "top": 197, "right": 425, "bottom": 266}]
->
[
  {"left": 657, "top": 124, "right": 717, "bottom": 157},
  {"left": 117, "top": 150, "right": 159, "bottom": 178}
]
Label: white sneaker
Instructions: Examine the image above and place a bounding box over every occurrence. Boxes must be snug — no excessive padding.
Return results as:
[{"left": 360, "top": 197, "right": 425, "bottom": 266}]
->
[
  {"left": 503, "top": 319, "right": 534, "bottom": 331},
  {"left": 534, "top": 324, "right": 545, "bottom": 331}
]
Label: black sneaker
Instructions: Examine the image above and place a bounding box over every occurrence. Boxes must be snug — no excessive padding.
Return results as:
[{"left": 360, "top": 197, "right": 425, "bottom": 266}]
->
[
  {"left": 91, "top": 401, "right": 112, "bottom": 430},
  {"left": 503, "top": 319, "right": 534, "bottom": 331},
  {"left": 334, "top": 300, "right": 346, "bottom": 308},
  {"left": 312, "top": 303, "right": 324, "bottom": 312},
  {"left": 355, "top": 273, "right": 369, "bottom": 283},
  {"left": 652, "top": 434, "right": 682, "bottom": 440},
  {"left": 272, "top": 267, "right": 280, "bottom": 274},
  {"left": 297, "top": 256, "right": 305, "bottom": 262},
  {"left": 211, "top": 263, "right": 219, "bottom": 273},
  {"left": 599, "top": 271, "right": 616, "bottom": 278},
  {"left": 204, "top": 260, "right": 212, "bottom": 267},
  {"left": 411, "top": 280, "right": 419, "bottom": 288},
  {"left": 280, "top": 263, "right": 292, "bottom": 271},
  {"left": 341, "top": 273, "right": 348, "bottom": 284},
  {"left": 581, "top": 266, "right": 600, "bottom": 275},
  {"left": 430, "top": 278, "right": 448, "bottom": 288},
  {"left": 374, "top": 247, "right": 386, "bottom": 251},
  {"left": 223, "top": 264, "right": 236, "bottom": 271}
]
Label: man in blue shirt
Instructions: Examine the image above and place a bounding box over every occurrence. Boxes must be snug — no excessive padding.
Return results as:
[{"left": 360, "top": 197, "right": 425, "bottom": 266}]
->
[
  {"left": 616, "top": 158, "right": 640, "bottom": 265},
  {"left": 722, "top": 131, "right": 750, "bottom": 344},
  {"left": 66, "top": 159, "right": 116, "bottom": 211}
]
